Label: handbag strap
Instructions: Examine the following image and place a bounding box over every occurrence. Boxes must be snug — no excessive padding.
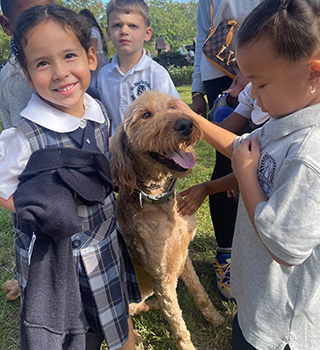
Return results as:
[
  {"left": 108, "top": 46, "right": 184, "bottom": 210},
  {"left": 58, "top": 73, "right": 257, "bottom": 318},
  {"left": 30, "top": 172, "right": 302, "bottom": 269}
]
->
[{"left": 209, "top": 0, "right": 214, "bottom": 30}]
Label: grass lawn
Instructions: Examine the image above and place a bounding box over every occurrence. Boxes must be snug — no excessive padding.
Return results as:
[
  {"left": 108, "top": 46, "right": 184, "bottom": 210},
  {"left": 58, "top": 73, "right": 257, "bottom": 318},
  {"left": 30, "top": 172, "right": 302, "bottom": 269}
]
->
[{"left": 0, "top": 85, "right": 236, "bottom": 350}]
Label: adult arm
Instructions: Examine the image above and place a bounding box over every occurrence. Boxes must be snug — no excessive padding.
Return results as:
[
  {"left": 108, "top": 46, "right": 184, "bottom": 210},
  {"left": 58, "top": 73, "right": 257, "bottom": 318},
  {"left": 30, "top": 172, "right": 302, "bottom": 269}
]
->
[
  {"left": 178, "top": 172, "right": 238, "bottom": 216},
  {"left": 191, "top": 0, "right": 209, "bottom": 116}
]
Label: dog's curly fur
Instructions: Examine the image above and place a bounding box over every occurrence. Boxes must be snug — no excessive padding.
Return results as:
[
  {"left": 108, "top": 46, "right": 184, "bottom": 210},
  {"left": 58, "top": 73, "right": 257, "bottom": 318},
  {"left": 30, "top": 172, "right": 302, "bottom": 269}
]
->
[{"left": 110, "top": 90, "right": 224, "bottom": 350}]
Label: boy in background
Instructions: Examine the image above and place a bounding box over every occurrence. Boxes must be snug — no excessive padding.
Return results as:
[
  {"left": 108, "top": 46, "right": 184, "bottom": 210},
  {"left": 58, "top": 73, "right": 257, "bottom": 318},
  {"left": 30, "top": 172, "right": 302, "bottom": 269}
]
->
[{"left": 98, "top": 0, "right": 180, "bottom": 135}]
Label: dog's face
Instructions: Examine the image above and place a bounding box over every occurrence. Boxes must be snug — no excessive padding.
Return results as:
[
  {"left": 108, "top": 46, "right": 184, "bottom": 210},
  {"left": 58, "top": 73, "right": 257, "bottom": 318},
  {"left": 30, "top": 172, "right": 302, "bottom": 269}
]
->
[
  {"left": 123, "top": 90, "right": 202, "bottom": 172},
  {"left": 110, "top": 90, "right": 203, "bottom": 192}
]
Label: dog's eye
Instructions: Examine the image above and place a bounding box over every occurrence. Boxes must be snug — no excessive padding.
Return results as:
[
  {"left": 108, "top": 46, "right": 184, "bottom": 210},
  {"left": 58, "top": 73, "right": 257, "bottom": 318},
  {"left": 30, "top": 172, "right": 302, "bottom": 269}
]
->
[{"left": 142, "top": 112, "right": 152, "bottom": 119}]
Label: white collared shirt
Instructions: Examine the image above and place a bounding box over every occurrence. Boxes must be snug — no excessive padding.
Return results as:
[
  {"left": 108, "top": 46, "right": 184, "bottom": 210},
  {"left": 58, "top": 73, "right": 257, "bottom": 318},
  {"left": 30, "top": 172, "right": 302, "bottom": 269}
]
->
[
  {"left": 97, "top": 50, "right": 180, "bottom": 135},
  {"left": 0, "top": 93, "right": 105, "bottom": 199}
]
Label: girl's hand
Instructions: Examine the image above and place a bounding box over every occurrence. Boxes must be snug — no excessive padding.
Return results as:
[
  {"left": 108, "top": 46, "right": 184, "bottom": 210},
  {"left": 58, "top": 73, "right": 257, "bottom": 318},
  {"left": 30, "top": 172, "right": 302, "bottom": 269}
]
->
[
  {"left": 177, "top": 183, "right": 208, "bottom": 216},
  {"left": 171, "top": 98, "right": 193, "bottom": 113},
  {"left": 231, "top": 137, "right": 260, "bottom": 182}
]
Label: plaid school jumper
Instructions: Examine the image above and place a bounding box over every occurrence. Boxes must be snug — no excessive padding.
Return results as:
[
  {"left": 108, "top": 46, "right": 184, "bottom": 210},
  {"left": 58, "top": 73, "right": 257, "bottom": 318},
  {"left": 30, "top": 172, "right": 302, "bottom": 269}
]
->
[{"left": 13, "top": 116, "right": 141, "bottom": 350}]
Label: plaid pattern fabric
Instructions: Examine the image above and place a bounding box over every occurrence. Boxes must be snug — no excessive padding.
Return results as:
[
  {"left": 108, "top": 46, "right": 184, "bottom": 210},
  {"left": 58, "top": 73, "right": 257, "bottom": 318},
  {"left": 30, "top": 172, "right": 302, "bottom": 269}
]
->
[
  {"left": 203, "top": 20, "right": 241, "bottom": 78},
  {"left": 14, "top": 116, "right": 141, "bottom": 350}
]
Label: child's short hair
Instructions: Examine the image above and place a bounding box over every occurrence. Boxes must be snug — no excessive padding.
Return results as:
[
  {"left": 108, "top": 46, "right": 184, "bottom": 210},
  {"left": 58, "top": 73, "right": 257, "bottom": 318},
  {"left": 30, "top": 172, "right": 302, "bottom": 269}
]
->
[
  {"left": 107, "top": 0, "right": 150, "bottom": 27},
  {"left": 13, "top": 4, "right": 93, "bottom": 71},
  {"left": 237, "top": 0, "right": 320, "bottom": 63},
  {"left": 1, "top": 0, "right": 17, "bottom": 18}
]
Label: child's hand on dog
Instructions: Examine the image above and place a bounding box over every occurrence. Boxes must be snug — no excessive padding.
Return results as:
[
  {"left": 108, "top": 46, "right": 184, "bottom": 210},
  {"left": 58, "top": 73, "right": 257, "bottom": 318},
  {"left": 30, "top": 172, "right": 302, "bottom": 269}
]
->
[{"left": 178, "top": 183, "right": 209, "bottom": 216}]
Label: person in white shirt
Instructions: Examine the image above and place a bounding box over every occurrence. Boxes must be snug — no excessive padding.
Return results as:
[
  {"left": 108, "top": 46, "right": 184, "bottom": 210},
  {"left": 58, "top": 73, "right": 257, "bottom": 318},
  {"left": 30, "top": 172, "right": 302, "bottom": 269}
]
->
[{"left": 97, "top": 0, "right": 179, "bottom": 135}]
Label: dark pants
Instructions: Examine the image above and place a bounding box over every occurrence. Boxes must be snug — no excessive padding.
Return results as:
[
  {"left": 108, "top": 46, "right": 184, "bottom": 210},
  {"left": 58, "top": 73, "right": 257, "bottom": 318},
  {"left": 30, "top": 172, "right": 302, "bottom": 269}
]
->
[
  {"left": 86, "top": 329, "right": 104, "bottom": 350},
  {"left": 209, "top": 151, "right": 238, "bottom": 248},
  {"left": 204, "top": 76, "right": 236, "bottom": 250},
  {"left": 232, "top": 314, "right": 290, "bottom": 350}
]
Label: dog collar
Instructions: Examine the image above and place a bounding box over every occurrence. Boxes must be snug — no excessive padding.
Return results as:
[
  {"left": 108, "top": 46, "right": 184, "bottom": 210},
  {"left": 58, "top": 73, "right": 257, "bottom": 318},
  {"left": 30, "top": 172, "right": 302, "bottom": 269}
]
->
[{"left": 136, "top": 178, "right": 177, "bottom": 207}]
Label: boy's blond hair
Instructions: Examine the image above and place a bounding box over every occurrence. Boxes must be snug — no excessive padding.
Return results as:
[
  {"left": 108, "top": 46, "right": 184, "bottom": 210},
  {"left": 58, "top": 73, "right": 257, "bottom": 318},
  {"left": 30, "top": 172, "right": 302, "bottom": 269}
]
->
[{"left": 107, "top": 0, "right": 150, "bottom": 27}]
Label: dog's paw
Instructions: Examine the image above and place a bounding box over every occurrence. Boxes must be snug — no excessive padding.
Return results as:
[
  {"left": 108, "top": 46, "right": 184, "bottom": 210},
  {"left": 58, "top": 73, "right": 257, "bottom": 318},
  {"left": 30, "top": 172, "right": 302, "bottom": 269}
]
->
[
  {"left": 3, "top": 279, "right": 21, "bottom": 301},
  {"left": 145, "top": 297, "right": 160, "bottom": 310},
  {"left": 129, "top": 301, "right": 150, "bottom": 315}
]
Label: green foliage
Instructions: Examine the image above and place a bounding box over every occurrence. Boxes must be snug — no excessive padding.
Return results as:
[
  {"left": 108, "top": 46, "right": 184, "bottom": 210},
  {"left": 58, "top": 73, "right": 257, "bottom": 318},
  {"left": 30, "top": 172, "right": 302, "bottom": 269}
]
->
[
  {"left": 154, "top": 52, "right": 188, "bottom": 68},
  {"left": 0, "top": 207, "right": 20, "bottom": 350},
  {"left": 168, "top": 66, "right": 194, "bottom": 86},
  {"left": 0, "top": 0, "right": 197, "bottom": 64},
  {"left": 0, "top": 30, "right": 11, "bottom": 67},
  {"left": 147, "top": 0, "right": 197, "bottom": 52},
  {"left": 56, "top": 0, "right": 105, "bottom": 19}
]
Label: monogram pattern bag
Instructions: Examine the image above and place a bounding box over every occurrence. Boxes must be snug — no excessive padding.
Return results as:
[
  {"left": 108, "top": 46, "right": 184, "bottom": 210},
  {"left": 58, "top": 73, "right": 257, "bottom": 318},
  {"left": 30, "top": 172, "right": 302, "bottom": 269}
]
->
[{"left": 202, "top": 0, "right": 241, "bottom": 79}]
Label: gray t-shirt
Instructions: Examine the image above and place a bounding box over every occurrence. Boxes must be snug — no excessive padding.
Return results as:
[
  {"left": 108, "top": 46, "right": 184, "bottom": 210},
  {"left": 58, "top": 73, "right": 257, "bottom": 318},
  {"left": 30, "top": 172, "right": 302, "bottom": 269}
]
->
[
  {"left": 232, "top": 103, "right": 320, "bottom": 350},
  {"left": 0, "top": 55, "right": 33, "bottom": 128}
]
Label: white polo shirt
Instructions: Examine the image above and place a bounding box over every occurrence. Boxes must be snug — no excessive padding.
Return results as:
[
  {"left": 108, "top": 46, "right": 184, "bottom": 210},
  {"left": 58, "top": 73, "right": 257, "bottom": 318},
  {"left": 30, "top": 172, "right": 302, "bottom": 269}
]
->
[{"left": 97, "top": 50, "right": 180, "bottom": 135}]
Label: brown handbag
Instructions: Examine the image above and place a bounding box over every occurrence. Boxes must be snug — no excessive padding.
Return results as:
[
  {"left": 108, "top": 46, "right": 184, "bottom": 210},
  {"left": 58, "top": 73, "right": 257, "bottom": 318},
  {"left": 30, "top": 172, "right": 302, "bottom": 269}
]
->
[{"left": 202, "top": 0, "right": 241, "bottom": 79}]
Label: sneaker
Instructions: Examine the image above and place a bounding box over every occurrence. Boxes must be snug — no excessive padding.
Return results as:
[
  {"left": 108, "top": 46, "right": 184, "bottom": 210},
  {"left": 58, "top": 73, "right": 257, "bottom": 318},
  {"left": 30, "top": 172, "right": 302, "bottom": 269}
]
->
[{"left": 213, "top": 253, "right": 231, "bottom": 300}]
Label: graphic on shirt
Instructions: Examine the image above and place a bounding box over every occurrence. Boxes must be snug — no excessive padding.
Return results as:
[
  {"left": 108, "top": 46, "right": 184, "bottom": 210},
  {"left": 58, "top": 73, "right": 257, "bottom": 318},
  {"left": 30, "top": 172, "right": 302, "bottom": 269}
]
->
[
  {"left": 258, "top": 152, "right": 276, "bottom": 195},
  {"left": 130, "top": 80, "right": 150, "bottom": 101}
]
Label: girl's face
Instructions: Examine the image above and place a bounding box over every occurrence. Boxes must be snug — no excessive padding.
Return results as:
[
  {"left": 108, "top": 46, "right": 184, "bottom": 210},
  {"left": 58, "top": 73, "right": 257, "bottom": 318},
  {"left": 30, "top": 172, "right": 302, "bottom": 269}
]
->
[
  {"left": 236, "top": 37, "right": 320, "bottom": 119},
  {"left": 23, "top": 20, "right": 97, "bottom": 118}
]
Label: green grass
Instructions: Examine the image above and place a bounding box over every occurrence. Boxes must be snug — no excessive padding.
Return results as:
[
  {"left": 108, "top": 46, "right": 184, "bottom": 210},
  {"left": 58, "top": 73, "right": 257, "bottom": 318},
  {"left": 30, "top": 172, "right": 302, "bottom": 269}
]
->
[{"left": 0, "top": 85, "right": 236, "bottom": 350}]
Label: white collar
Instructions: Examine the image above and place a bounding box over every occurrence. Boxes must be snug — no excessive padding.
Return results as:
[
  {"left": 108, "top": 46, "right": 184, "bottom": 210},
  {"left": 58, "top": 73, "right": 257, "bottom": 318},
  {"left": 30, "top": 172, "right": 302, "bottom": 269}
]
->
[
  {"left": 108, "top": 49, "right": 151, "bottom": 76},
  {"left": 21, "top": 93, "right": 105, "bottom": 133}
]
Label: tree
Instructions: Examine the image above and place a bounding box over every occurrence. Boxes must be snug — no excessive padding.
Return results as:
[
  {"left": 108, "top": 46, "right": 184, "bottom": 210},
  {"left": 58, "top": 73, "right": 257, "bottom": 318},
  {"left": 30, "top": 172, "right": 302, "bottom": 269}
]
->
[
  {"left": 147, "top": 0, "right": 197, "bottom": 53},
  {"left": 0, "top": 31, "right": 11, "bottom": 67},
  {"left": 56, "top": 0, "right": 105, "bottom": 20},
  {"left": 0, "top": 0, "right": 197, "bottom": 65}
]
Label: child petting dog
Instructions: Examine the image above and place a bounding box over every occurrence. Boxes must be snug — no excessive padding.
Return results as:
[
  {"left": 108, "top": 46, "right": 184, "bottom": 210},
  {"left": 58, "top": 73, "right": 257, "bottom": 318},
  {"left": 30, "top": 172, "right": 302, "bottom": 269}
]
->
[
  {"left": 174, "top": 0, "right": 320, "bottom": 348},
  {"left": 0, "top": 5, "right": 140, "bottom": 350},
  {"left": 97, "top": 0, "right": 180, "bottom": 135}
]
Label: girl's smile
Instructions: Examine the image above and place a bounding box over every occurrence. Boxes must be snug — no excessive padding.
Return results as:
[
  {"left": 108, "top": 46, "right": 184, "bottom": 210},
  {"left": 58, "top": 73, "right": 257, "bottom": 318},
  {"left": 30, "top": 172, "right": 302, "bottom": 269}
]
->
[
  {"left": 23, "top": 20, "right": 97, "bottom": 118},
  {"left": 54, "top": 83, "right": 78, "bottom": 95}
]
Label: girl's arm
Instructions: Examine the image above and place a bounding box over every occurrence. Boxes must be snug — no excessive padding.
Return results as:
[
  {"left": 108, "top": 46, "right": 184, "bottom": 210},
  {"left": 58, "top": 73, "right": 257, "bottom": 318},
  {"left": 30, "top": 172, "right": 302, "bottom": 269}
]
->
[
  {"left": 0, "top": 195, "right": 15, "bottom": 212},
  {"left": 173, "top": 99, "right": 237, "bottom": 159},
  {"left": 215, "top": 111, "right": 249, "bottom": 134},
  {"left": 232, "top": 137, "right": 291, "bottom": 266}
]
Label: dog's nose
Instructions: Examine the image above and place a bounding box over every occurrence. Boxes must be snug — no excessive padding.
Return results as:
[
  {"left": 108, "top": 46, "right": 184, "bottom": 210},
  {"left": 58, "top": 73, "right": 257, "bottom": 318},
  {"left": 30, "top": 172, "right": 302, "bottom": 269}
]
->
[{"left": 174, "top": 119, "right": 194, "bottom": 136}]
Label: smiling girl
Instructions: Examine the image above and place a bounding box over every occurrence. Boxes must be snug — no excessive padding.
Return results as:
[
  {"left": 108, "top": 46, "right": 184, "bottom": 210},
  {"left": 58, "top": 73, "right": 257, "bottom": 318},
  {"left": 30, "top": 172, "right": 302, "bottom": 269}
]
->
[{"left": 0, "top": 5, "right": 140, "bottom": 350}]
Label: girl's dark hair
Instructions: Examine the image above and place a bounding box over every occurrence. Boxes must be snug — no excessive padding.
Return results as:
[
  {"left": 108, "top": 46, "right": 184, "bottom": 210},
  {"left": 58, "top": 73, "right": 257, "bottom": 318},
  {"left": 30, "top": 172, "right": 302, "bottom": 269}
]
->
[
  {"left": 237, "top": 0, "right": 320, "bottom": 62},
  {"left": 13, "top": 4, "right": 93, "bottom": 71},
  {"left": 79, "top": 8, "right": 108, "bottom": 56}
]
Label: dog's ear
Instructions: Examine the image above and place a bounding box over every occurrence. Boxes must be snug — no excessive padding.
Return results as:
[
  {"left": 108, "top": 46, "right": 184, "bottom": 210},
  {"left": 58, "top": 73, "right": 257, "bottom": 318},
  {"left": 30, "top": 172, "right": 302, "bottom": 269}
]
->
[{"left": 110, "top": 126, "right": 137, "bottom": 193}]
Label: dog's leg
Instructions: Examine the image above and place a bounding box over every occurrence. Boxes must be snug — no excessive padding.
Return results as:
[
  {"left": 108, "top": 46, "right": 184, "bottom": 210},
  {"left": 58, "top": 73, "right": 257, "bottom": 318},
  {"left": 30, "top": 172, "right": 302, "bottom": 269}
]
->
[
  {"left": 180, "top": 256, "right": 225, "bottom": 327},
  {"left": 154, "top": 279, "right": 197, "bottom": 350}
]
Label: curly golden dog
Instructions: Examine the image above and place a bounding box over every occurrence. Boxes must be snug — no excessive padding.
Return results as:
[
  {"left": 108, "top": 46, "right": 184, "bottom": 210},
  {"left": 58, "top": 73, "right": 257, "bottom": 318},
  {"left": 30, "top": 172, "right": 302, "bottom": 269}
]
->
[{"left": 110, "top": 90, "right": 224, "bottom": 350}]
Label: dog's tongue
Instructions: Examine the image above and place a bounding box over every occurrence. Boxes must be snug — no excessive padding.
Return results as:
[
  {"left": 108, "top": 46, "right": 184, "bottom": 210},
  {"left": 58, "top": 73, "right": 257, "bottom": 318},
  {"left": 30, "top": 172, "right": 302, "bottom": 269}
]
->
[{"left": 166, "top": 149, "right": 196, "bottom": 169}]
